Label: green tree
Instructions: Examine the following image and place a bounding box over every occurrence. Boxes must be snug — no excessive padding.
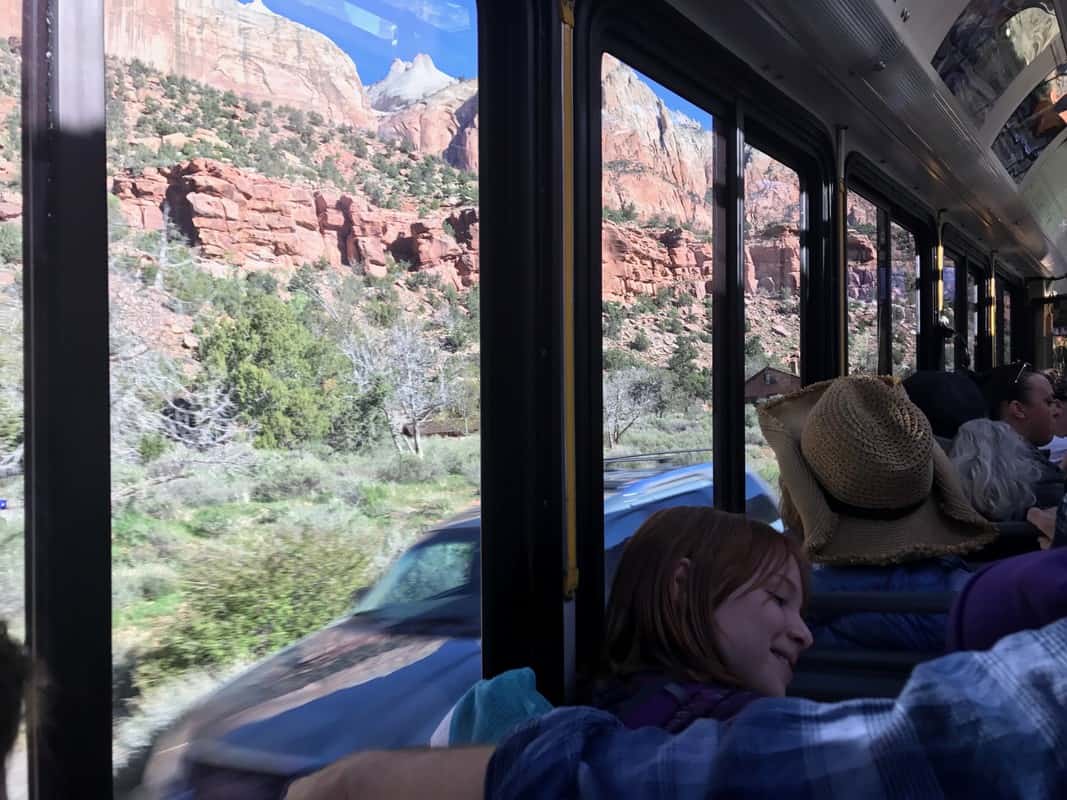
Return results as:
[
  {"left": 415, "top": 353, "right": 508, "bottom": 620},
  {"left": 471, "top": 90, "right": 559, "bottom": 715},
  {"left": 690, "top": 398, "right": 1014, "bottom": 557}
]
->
[
  {"left": 668, "top": 334, "right": 711, "bottom": 404},
  {"left": 198, "top": 292, "right": 355, "bottom": 448}
]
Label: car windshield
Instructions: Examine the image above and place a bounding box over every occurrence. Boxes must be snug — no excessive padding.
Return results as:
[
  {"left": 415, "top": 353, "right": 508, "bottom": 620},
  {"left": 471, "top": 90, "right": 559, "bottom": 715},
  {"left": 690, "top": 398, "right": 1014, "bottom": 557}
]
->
[{"left": 353, "top": 534, "right": 480, "bottom": 627}]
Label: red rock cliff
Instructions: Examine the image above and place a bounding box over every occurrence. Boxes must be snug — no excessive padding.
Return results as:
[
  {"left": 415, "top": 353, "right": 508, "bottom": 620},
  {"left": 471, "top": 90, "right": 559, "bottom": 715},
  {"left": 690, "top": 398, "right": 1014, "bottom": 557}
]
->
[{"left": 104, "top": 0, "right": 374, "bottom": 127}]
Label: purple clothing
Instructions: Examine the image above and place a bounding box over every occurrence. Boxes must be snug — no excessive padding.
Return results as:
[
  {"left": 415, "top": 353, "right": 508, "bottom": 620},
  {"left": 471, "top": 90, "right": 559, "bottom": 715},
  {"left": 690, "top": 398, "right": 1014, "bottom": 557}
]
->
[
  {"left": 593, "top": 673, "right": 761, "bottom": 733},
  {"left": 947, "top": 547, "right": 1067, "bottom": 652}
]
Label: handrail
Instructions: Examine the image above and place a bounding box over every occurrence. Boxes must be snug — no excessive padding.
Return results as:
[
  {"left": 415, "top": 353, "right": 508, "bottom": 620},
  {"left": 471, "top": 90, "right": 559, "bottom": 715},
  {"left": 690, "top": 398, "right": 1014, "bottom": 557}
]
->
[{"left": 603, "top": 448, "right": 713, "bottom": 465}]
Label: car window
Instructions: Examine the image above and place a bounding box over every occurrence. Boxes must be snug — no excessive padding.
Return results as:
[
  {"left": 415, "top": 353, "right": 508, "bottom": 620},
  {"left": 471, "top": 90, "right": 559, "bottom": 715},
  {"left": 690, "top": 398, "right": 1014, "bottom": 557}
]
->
[{"left": 356, "top": 537, "right": 478, "bottom": 615}]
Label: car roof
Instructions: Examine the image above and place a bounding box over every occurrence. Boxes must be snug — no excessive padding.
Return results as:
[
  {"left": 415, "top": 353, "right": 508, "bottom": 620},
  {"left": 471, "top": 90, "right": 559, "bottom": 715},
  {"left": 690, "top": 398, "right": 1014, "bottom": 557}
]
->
[{"left": 421, "top": 456, "right": 779, "bottom": 545}]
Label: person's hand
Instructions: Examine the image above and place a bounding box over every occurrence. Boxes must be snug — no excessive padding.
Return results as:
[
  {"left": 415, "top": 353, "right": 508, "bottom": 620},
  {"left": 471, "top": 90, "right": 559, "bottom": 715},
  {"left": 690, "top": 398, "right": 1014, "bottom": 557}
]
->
[
  {"left": 1026, "top": 506, "right": 1056, "bottom": 549},
  {"left": 284, "top": 746, "right": 494, "bottom": 800}
]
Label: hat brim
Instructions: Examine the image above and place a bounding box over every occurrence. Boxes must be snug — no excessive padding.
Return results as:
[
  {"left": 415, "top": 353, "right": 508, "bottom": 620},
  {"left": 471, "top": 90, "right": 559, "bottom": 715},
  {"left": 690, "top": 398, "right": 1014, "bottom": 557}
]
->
[{"left": 758, "top": 378, "right": 997, "bottom": 566}]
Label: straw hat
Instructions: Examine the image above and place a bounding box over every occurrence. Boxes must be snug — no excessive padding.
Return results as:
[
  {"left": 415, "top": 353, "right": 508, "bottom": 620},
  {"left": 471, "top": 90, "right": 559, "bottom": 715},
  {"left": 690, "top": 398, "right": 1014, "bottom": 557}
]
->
[{"left": 757, "top": 375, "right": 996, "bottom": 566}]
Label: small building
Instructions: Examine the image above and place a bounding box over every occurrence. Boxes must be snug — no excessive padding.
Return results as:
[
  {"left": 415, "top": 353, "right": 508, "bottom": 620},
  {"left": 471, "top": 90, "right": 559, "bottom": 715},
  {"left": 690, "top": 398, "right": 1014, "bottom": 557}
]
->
[{"left": 744, "top": 366, "right": 801, "bottom": 402}]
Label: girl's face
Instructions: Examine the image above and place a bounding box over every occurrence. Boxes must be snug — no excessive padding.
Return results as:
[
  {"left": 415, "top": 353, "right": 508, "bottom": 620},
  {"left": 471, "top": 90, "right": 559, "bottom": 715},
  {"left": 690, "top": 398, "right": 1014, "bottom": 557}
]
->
[{"left": 711, "top": 556, "right": 812, "bottom": 696}]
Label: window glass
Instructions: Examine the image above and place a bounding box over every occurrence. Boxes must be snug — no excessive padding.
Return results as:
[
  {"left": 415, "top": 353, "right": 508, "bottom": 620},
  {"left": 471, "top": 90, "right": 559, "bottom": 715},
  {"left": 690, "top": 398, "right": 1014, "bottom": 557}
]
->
[
  {"left": 991, "top": 64, "right": 1067, "bottom": 182},
  {"left": 107, "top": 1, "right": 480, "bottom": 791},
  {"left": 890, "top": 222, "right": 918, "bottom": 377},
  {"left": 600, "top": 55, "right": 714, "bottom": 468},
  {"left": 1003, "top": 287, "right": 1013, "bottom": 364},
  {"left": 0, "top": 6, "right": 23, "bottom": 798},
  {"left": 967, "top": 271, "right": 980, "bottom": 369},
  {"left": 942, "top": 254, "right": 957, "bottom": 370},
  {"left": 846, "top": 191, "right": 879, "bottom": 374},
  {"left": 933, "top": 2, "right": 1061, "bottom": 125},
  {"left": 743, "top": 145, "right": 800, "bottom": 491}
]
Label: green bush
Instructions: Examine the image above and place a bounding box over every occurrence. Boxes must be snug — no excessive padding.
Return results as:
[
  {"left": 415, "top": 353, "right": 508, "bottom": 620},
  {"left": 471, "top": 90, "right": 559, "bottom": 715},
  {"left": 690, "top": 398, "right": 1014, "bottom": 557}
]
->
[
  {"left": 0, "top": 222, "right": 21, "bottom": 265},
  {"left": 197, "top": 292, "right": 360, "bottom": 449},
  {"left": 630, "top": 330, "right": 651, "bottom": 352},
  {"left": 135, "top": 529, "right": 370, "bottom": 685},
  {"left": 376, "top": 454, "right": 445, "bottom": 484},
  {"left": 603, "top": 348, "right": 644, "bottom": 371},
  {"left": 137, "top": 433, "right": 167, "bottom": 464}
]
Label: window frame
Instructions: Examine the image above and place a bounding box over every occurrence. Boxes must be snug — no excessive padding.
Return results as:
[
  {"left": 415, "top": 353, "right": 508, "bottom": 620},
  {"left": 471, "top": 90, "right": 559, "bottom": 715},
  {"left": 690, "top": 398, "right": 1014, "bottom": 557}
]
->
[
  {"left": 574, "top": 0, "right": 837, "bottom": 702},
  {"left": 844, "top": 157, "right": 937, "bottom": 375}
]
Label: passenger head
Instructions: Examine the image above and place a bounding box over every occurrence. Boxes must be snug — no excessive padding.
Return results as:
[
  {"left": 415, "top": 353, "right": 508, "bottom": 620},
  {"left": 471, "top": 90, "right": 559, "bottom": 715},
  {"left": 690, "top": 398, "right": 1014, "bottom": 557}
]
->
[
  {"left": 982, "top": 363, "right": 1058, "bottom": 446},
  {"left": 758, "top": 375, "right": 996, "bottom": 565},
  {"left": 1045, "top": 369, "right": 1067, "bottom": 438},
  {"left": 603, "top": 506, "right": 812, "bottom": 697},
  {"left": 949, "top": 419, "right": 1043, "bottom": 521},
  {"left": 0, "top": 622, "right": 28, "bottom": 800},
  {"left": 902, "top": 370, "right": 986, "bottom": 441}
]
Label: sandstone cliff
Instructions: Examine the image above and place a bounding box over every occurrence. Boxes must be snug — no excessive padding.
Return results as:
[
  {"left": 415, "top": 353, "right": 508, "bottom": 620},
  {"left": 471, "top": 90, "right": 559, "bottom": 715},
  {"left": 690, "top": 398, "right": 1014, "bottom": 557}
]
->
[
  {"left": 601, "top": 55, "right": 715, "bottom": 232},
  {"left": 369, "top": 54, "right": 457, "bottom": 112},
  {"left": 104, "top": 0, "right": 374, "bottom": 127},
  {"left": 112, "top": 158, "right": 479, "bottom": 290},
  {"left": 377, "top": 77, "right": 479, "bottom": 172}
]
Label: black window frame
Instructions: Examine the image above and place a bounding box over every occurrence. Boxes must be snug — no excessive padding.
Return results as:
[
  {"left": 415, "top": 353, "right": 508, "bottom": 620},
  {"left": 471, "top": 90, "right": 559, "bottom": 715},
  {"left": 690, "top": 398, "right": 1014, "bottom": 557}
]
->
[
  {"left": 573, "top": 0, "right": 837, "bottom": 701},
  {"left": 844, "top": 156, "right": 937, "bottom": 375}
]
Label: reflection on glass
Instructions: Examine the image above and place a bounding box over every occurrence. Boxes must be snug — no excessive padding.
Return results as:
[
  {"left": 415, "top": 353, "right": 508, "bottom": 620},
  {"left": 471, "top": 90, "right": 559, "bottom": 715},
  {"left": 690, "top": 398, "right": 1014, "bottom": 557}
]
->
[
  {"left": 992, "top": 64, "right": 1067, "bottom": 182},
  {"left": 846, "top": 191, "right": 879, "bottom": 374},
  {"left": 1003, "top": 289, "right": 1013, "bottom": 363},
  {"left": 743, "top": 146, "right": 800, "bottom": 490},
  {"left": 967, "top": 272, "right": 980, "bottom": 369},
  {"left": 933, "top": 1, "right": 1061, "bottom": 125},
  {"left": 890, "top": 222, "right": 918, "bottom": 377},
  {"left": 107, "top": 0, "right": 480, "bottom": 793},
  {"left": 0, "top": 10, "right": 23, "bottom": 800},
  {"left": 942, "top": 255, "right": 957, "bottom": 371}
]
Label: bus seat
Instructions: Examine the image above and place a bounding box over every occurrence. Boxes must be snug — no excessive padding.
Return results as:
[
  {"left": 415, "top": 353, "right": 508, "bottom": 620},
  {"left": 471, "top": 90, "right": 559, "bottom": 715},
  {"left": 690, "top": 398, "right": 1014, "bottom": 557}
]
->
[{"left": 789, "top": 591, "right": 954, "bottom": 702}]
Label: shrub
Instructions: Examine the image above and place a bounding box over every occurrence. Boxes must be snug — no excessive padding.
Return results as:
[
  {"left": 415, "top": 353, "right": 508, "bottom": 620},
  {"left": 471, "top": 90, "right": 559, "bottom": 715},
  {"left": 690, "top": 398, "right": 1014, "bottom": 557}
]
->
[
  {"left": 375, "top": 454, "right": 445, "bottom": 484},
  {"left": 603, "top": 301, "right": 626, "bottom": 339},
  {"left": 135, "top": 529, "right": 370, "bottom": 685},
  {"left": 138, "top": 433, "right": 168, "bottom": 464},
  {"left": 602, "top": 202, "right": 637, "bottom": 224},
  {"left": 603, "top": 347, "right": 644, "bottom": 371},
  {"left": 629, "top": 330, "right": 651, "bottom": 352},
  {"left": 198, "top": 292, "right": 358, "bottom": 448},
  {"left": 0, "top": 222, "right": 20, "bottom": 264}
]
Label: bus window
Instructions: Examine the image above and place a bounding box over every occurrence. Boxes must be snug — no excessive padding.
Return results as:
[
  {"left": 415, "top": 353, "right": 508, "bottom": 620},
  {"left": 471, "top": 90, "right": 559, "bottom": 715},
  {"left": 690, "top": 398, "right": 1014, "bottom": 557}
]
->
[
  {"left": 933, "top": 1, "right": 1060, "bottom": 126},
  {"left": 106, "top": 0, "right": 481, "bottom": 788},
  {"left": 0, "top": 6, "right": 23, "bottom": 797},
  {"left": 846, "top": 191, "right": 878, "bottom": 374},
  {"left": 942, "top": 254, "right": 957, "bottom": 371},
  {"left": 743, "top": 146, "right": 800, "bottom": 489},
  {"left": 1003, "top": 288, "right": 1012, "bottom": 364},
  {"left": 890, "top": 222, "right": 918, "bottom": 377},
  {"left": 967, "top": 271, "right": 979, "bottom": 370}
]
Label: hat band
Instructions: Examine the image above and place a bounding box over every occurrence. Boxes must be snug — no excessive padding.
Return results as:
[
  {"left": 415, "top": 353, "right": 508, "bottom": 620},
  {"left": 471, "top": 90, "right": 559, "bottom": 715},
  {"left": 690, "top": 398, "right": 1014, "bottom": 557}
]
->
[{"left": 823, "top": 490, "right": 926, "bottom": 521}]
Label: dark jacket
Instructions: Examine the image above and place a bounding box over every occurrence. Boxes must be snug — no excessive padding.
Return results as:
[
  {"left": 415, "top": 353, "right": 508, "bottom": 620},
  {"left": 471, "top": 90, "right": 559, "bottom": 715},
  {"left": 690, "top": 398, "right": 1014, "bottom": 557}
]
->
[
  {"left": 808, "top": 557, "right": 974, "bottom": 651},
  {"left": 1031, "top": 444, "right": 1065, "bottom": 510}
]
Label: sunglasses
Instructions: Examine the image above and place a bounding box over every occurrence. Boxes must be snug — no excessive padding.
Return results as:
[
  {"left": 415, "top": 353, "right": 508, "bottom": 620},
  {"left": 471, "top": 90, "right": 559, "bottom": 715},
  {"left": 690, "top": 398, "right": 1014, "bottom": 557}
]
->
[{"left": 1012, "top": 361, "right": 1033, "bottom": 384}]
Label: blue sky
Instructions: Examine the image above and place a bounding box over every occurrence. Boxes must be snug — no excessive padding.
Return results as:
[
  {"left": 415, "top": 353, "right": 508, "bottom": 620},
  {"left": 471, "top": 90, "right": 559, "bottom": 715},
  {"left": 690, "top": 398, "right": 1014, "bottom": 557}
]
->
[{"left": 255, "top": 0, "right": 711, "bottom": 129}]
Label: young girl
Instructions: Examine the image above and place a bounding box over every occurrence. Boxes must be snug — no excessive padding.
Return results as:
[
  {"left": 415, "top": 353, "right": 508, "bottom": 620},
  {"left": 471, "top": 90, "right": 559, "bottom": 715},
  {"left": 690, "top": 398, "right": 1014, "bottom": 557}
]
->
[{"left": 593, "top": 505, "right": 813, "bottom": 730}]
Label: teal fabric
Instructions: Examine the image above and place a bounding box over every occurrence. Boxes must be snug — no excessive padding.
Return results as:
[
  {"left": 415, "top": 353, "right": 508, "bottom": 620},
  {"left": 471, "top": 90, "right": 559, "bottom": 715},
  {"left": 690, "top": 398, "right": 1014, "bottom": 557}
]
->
[{"left": 447, "top": 667, "right": 553, "bottom": 745}]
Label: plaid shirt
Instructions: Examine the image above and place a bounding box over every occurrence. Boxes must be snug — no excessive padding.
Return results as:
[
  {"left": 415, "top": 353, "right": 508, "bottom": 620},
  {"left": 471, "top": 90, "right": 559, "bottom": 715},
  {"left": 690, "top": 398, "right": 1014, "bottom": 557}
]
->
[{"left": 487, "top": 619, "right": 1067, "bottom": 799}]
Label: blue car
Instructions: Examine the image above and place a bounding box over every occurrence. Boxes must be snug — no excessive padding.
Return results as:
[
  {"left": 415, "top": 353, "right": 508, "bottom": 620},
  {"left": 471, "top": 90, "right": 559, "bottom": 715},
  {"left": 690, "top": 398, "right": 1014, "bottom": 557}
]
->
[{"left": 141, "top": 459, "right": 781, "bottom": 798}]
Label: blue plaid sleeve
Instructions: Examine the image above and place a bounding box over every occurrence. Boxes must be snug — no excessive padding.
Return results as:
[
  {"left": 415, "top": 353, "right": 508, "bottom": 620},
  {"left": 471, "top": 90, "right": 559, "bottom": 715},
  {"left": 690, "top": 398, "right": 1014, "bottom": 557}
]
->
[{"left": 486, "top": 619, "right": 1067, "bottom": 799}]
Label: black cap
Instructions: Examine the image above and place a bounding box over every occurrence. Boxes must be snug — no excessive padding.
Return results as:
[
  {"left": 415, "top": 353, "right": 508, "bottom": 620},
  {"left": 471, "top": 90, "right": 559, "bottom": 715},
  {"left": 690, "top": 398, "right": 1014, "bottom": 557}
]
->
[{"left": 903, "top": 371, "right": 987, "bottom": 440}]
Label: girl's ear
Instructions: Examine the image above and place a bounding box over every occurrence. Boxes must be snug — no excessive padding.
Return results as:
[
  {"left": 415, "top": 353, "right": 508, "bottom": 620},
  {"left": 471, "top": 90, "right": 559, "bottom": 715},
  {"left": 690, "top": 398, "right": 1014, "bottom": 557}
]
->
[{"left": 671, "top": 557, "right": 691, "bottom": 604}]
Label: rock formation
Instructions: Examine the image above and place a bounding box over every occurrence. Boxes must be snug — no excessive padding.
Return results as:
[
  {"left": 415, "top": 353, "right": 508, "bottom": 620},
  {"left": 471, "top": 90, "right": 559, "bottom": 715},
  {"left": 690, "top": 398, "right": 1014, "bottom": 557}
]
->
[
  {"left": 377, "top": 80, "right": 479, "bottom": 172},
  {"left": 369, "top": 54, "right": 457, "bottom": 112},
  {"left": 112, "top": 159, "right": 480, "bottom": 289},
  {"left": 601, "top": 55, "right": 715, "bottom": 231},
  {"left": 103, "top": 0, "right": 374, "bottom": 127}
]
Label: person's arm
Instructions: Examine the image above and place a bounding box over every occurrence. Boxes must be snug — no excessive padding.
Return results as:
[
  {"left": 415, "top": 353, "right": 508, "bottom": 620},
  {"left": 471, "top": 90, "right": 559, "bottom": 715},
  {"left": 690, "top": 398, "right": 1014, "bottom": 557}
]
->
[
  {"left": 488, "top": 619, "right": 1067, "bottom": 799},
  {"left": 284, "top": 746, "right": 493, "bottom": 800}
]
